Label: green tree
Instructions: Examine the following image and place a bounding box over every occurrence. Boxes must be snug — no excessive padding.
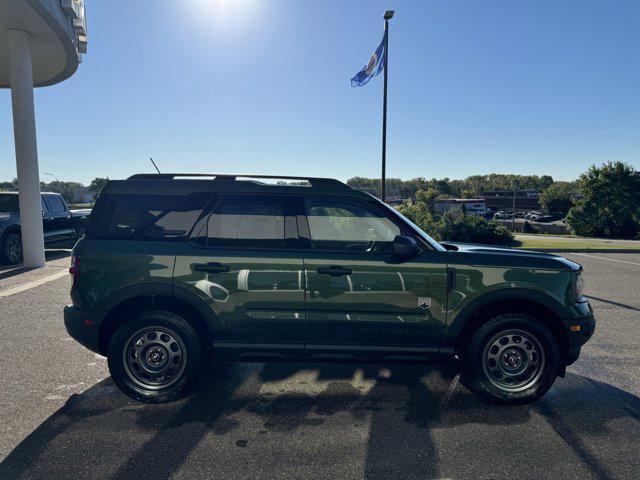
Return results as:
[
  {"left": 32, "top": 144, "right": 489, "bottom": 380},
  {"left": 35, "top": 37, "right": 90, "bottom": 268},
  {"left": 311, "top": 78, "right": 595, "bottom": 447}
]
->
[
  {"left": 346, "top": 173, "right": 557, "bottom": 201},
  {"left": 396, "top": 188, "right": 441, "bottom": 238},
  {"left": 440, "top": 210, "right": 513, "bottom": 245},
  {"left": 567, "top": 161, "right": 640, "bottom": 238},
  {"left": 539, "top": 181, "right": 575, "bottom": 217},
  {"left": 0, "top": 178, "right": 18, "bottom": 191},
  {"left": 397, "top": 188, "right": 514, "bottom": 245},
  {"left": 89, "top": 177, "right": 110, "bottom": 195},
  {"left": 41, "top": 180, "right": 83, "bottom": 203}
]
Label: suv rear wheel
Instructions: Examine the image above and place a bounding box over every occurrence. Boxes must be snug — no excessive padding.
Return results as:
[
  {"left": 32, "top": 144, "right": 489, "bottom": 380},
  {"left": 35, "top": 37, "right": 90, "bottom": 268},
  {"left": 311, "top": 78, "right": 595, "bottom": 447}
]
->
[
  {"left": 1, "top": 232, "right": 23, "bottom": 265},
  {"left": 462, "top": 313, "right": 560, "bottom": 404},
  {"left": 108, "top": 310, "right": 203, "bottom": 403}
]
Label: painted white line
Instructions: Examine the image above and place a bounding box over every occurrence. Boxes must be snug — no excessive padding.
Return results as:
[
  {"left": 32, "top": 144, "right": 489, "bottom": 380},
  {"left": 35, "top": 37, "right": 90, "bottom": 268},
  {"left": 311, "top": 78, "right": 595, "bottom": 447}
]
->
[
  {"left": 569, "top": 253, "right": 640, "bottom": 266},
  {"left": 0, "top": 270, "right": 69, "bottom": 298}
]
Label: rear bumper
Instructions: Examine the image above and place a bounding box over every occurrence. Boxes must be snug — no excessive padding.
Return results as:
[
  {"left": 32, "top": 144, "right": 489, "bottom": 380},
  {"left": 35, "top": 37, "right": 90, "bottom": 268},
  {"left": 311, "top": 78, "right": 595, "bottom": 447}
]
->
[
  {"left": 564, "top": 310, "right": 596, "bottom": 366},
  {"left": 64, "top": 305, "right": 104, "bottom": 354}
]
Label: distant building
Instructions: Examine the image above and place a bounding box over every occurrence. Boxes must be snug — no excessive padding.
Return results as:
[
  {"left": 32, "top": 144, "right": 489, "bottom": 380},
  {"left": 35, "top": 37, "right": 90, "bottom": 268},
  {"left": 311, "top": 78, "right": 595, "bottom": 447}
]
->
[
  {"left": 385, "top": 195, "right": 404, "bottom": 205},
  {"left": 482, "top": 189, "right": 540, "bottom": 212},
  {"left": 435, "top": 198, "right": 486, "bottom": 216}
]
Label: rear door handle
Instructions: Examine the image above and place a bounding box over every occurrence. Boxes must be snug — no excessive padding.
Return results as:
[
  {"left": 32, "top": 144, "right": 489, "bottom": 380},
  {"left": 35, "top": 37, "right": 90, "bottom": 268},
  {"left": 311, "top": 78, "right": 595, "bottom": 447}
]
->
[
  {"left": 317, "top": 266, "right": 352, "bottom": 277},
  {"left": 194, "top": 262, "right": 230, "bottom": 274}
]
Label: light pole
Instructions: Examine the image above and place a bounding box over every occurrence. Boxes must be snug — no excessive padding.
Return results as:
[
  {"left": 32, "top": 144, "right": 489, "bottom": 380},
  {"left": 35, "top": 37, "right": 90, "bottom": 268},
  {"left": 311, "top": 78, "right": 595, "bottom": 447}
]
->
[
  {"left": 381, "top": 10, "right": 394, "bottom": 202},
  {"left": 44, "top": 172, "right": 59, "bottom": 183}
]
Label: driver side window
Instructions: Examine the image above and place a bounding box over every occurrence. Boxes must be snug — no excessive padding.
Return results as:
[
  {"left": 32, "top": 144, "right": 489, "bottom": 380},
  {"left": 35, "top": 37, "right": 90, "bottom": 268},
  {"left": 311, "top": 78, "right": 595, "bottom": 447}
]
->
[{"left": 306, "top": 200, "right": 401, "bottom": 253}]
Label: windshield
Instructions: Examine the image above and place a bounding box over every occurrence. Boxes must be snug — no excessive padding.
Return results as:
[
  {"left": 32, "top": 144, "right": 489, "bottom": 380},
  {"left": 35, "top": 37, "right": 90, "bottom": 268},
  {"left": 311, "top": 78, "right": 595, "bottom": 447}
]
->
[
  {"left": 0, "top": 194, "right": 19, "bottom": 213},
  {"left": 379, "top": 201, "right": 447, "bottom": 252}
]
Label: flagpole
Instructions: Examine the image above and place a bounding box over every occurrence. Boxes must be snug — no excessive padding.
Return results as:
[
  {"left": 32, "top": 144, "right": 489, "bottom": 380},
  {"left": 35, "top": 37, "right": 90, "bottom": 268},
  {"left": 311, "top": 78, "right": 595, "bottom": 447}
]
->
[{"left": 381, "top": 10, "right": 394, "bottom": 202}]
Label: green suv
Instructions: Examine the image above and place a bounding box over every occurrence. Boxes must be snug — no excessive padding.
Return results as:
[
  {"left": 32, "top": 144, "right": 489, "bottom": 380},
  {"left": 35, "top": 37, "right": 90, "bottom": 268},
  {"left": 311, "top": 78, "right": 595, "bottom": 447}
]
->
[{"left": 64, "top": 174, "right": 595, "bottom": 404}]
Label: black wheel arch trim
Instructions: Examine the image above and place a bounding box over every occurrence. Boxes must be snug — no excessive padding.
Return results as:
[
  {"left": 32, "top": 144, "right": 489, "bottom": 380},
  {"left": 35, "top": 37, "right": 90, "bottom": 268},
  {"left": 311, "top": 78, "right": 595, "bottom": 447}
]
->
[
  {"left": 172, "top": 284, "right": 223, "bottom": 332},
  {"left": 443, "top": 288, "right": 569, "bottom": 347},
  {"left": 97, "top": 283, "right": 172, "bottom": 314},
  {"left": 94, "top": 283, "right": 221, "bottom": 355},
  {"left": 1, "top": 225, "right": 21, "bottom": 241},
  {"left": 97, "top": 283, "right": 220, "bottom": 332}
]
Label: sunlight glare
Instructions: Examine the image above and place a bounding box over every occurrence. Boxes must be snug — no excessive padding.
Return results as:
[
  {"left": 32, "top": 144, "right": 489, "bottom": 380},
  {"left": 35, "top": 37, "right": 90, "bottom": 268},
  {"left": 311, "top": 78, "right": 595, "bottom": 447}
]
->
[{"left": 187, "top": 0, "right": 262, "bottom": 32}]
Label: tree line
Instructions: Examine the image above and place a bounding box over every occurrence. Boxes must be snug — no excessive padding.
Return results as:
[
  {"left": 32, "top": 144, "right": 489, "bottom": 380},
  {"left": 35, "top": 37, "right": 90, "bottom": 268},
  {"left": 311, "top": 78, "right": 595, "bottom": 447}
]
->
[
  {"left": 349, "top": 161, "right": 640, "bottom": 240},
  {"left": 0, "top": 177, "right": 109, "bottom": 204},
  {"left": 2, "top": 163, "right": 638, "bottom": 240},
  {"left": 347, "top": 173, "right": 556, "bottom": 199}
]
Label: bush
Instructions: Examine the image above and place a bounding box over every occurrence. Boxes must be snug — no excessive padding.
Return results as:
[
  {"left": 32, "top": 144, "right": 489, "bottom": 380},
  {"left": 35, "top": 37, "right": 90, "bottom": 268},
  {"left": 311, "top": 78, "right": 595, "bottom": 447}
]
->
[
  {"left": 566, "top": 161, "right": 640, "bottom": 238},
  {"left": 397, "top": 196, "right": 514, "bottom": 245},
  {"left": 440, "top": 210, "right": 514, "bottom": 245},
  {"left": 522, "top": 221, "right": 540, "bottom": 234}
]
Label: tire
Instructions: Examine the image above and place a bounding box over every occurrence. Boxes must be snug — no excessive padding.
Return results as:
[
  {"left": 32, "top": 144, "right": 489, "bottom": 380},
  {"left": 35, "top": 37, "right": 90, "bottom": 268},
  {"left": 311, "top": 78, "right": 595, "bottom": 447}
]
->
[
  {"left": 1, "top": 233, "right": 23, "bottom": 265},
  {"left": 108, "top": 310, "right": 203, "bottom": 403},
  {"left": 461, "top": 313, "right": 560, "bottom": 404}
]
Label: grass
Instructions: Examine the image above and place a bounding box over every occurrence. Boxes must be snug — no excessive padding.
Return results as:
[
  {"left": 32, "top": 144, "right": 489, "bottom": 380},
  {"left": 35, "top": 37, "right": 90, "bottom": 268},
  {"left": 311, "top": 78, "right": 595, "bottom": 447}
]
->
[{"left": 512, "top": 234, "right": 640, "bottom": 251}]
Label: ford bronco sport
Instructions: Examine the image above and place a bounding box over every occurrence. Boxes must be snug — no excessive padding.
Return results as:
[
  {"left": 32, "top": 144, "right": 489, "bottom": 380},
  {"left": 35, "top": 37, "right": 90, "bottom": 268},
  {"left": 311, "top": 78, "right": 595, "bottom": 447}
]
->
[{"left": 64, "top": 174, "right": 595, "bottom": 404}]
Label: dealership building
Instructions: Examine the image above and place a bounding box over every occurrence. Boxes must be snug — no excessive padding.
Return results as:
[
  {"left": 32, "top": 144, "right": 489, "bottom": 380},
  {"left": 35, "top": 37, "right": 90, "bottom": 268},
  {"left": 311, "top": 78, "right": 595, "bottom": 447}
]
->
[
  {"left": 482, "top": 189, "right": 541, "bottom": 213},
  {"left": 0, "top": 0, "right": 87, "bottom": 267}
]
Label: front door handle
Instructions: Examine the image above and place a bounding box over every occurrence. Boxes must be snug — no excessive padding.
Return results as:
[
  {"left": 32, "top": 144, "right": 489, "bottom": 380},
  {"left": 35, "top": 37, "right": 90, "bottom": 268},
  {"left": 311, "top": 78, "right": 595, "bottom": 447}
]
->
[
  {"left": 447, "top": 268, "right": 456, "bottom": 290},
  {"left": 194, "top": 262, "right": 230, "bottom": 274},
  {"left": 317, "top": 266, "right": 352, "bottom": 277}
]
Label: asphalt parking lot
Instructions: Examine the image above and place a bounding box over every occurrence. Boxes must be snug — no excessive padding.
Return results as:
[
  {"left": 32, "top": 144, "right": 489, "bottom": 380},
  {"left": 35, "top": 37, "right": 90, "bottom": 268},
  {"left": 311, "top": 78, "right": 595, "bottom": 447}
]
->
[{"left": 0, "top": 252, "right": 638, "bottom": 479}]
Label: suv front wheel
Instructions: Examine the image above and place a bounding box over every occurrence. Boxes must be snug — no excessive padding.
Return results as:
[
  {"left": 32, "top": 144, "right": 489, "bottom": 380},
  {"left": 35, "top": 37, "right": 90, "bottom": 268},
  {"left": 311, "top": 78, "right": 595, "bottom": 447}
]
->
[
  {"left": 462, "top": 313, "right": 560, "bottom": 404},
  {"left": 108, "top": 310, "right": 203, "bottom": 403}
]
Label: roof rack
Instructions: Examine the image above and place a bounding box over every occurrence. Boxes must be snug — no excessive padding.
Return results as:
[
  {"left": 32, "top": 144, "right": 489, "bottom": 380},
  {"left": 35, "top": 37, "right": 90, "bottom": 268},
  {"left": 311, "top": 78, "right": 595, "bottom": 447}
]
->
[{"left": 127, "top": 173, "right": 350, "bottom": 189}]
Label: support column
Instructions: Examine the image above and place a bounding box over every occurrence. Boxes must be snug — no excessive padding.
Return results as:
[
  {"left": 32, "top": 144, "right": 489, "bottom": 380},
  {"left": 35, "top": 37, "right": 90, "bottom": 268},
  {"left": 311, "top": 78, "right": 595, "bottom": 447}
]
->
[{"left": 7, "top": 29, "right": 45, "bottom": 268}]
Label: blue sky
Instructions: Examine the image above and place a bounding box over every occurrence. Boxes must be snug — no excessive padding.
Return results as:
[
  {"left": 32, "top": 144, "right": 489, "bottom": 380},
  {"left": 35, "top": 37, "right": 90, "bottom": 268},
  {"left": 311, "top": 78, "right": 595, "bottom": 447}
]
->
[{"left": 1, "top": 0, "right": 639, "bottom": 184}]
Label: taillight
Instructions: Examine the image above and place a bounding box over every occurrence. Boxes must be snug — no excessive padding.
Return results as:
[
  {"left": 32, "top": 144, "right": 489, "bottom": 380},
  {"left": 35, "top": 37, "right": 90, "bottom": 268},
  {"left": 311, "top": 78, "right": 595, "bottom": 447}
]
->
[{"left": 69, "top": 254, "right": 80, "bottom": 290}]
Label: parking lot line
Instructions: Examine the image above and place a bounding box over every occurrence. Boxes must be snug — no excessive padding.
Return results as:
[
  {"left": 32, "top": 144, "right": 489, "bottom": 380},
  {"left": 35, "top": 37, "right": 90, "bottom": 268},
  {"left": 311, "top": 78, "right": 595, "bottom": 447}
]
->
[
  {"left": 569, "top": 253, "right": 640, "bottom": 266},
  {"left": 0, "top": 270, "right": 69, "bottom": 298}
]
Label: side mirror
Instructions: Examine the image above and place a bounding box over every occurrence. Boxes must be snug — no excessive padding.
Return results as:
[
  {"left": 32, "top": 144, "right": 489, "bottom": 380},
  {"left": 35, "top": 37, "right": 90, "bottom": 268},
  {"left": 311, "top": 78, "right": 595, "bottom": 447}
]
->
[{"left": 392, "top": 235, "right": 419, "bottom": 259}]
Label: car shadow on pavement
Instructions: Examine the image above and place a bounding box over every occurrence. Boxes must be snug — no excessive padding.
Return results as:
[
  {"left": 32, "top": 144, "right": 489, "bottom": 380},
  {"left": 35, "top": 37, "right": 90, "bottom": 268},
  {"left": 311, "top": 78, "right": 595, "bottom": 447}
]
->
[
  {"left": 0, "top": 249, "right": 70, "bottom": 275},
  {"left": 585, "top": 295, "right": 640, "bottom": 313},
  {"left": 0, "top": 364, "right": 638, "bottom": 480}
]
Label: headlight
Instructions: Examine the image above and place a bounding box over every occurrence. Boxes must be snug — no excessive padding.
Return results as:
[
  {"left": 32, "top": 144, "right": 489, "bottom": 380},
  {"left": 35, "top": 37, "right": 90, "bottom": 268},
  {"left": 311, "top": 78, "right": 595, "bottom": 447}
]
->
[{"left": 574, "top": 272, "right": 585, "bottom": 300}]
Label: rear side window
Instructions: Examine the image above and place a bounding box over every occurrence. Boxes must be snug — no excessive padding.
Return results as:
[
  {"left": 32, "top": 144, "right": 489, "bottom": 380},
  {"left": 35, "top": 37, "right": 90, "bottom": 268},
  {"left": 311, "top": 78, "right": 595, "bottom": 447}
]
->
[
  {"left": 206, "top": 195, "right": 286, "bottom": 249},
  {"left": 87, "top": 193, "right": 210, "bottom": 241},
  {"left": 0, "top": 194, "right": 19, "bottom": 212},
  {"left": 46, "top": 195, "right": 67, "bottom": 213}
]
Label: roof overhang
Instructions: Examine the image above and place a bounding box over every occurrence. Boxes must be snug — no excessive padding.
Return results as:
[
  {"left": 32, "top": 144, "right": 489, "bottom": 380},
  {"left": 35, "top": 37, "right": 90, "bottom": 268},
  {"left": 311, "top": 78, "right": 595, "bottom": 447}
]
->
[{"left": 0, "top": 0, "right": 87, "bottom": 88}]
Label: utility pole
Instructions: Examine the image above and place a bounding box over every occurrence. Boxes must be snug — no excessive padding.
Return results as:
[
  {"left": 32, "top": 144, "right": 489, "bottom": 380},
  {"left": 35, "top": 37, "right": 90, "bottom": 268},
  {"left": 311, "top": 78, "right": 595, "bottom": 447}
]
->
[
  {"left": 512, "top": 182, "right": 517, "bottom": 232},
  {"left": 381, "top": 10, "right": 394, "bottom": 202}
]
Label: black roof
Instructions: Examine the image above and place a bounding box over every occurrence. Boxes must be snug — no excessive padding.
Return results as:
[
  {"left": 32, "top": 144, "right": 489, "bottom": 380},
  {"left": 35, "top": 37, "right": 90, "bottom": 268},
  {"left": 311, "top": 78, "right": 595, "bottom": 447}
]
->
[{"left": 101, "top": 173, "right": 368, "bottom": 198}]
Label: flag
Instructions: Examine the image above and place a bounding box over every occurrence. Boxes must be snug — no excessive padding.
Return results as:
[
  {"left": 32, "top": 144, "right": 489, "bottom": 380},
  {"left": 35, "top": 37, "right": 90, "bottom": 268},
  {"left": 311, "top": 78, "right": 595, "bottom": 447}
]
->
[{"left": 351, "top": 31, "right": 386, "bottom": 87}]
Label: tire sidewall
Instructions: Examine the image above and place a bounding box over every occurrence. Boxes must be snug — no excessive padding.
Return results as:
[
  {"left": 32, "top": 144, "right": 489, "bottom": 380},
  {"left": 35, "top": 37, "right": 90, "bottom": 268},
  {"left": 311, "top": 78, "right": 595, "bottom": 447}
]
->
[
  {"left": 2, "top": 233, "right": 23, "bottom": 265},
  {"left": 108, "top": 310, "right": 203, "bottom": 403},
  {"left": 464, "top": 314, "right": 560, "bottom": 404}
]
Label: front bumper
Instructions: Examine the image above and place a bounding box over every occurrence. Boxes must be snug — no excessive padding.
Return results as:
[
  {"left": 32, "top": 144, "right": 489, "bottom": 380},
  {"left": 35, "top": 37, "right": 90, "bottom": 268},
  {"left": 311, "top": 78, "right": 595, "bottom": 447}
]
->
[
  {"left": 64, "top": 305, "right": 104, "bottom": 354},
  {"left": 564, "top": 309, "right": 596, "bottom": 366}
]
